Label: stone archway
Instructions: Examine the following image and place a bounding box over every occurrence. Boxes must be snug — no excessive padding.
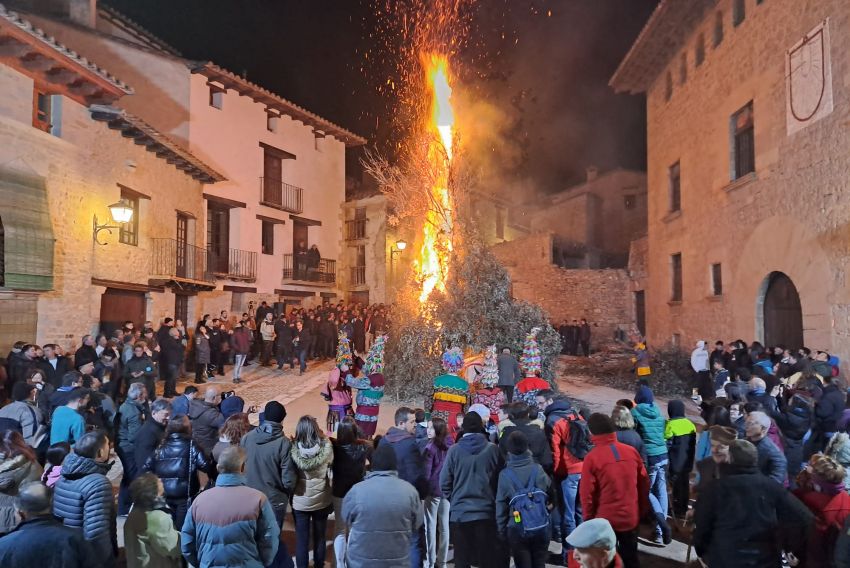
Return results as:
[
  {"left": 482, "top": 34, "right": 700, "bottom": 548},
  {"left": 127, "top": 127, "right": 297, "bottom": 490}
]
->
[{"left": 758, "top": 272, "right": 804, "bottom": 349}]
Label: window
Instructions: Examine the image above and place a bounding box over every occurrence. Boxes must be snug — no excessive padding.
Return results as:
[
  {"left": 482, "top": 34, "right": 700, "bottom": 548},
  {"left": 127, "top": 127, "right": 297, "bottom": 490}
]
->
[
  {"left": 355, "top": 207, "right": 366, "bottom": 220},
  {"left": 695, "top": 33, "right": 705, "bottom": 66},
  {"left": 679, "top": 53, "right": 688, "bottom": 85},
  {"left": 174, "top": 294, "right": 188, "bottom": 326},
  {"left": 119, "top": 190, "right": 139, "bottom": 246},
  {"left": 733, "top": 0, "right": 746, "bottom": 26},
  {"left": 209, "top": 85, "right": 224, "bottom": 109},
  {"left": 356, "top": 245, "right": 366, "bottom": 268},
  {"left": 32, "top": 87, "right": 53, "bottom": 132},
  {"left": 261, "top": 220, "right": 274, "bottom": 255},
  {"left": 495, "top": 206, "right": 505, "bottom": 239},
  {"left": 664, "top": 71, "right": 673, "bottom": 101},
  {"left": 267, "top": 112, "right": 279, "bottom": 132},
  {"left": 732, "top": 102, "right": 755, "bottom": 179},
  {"left": 711, "top": 263, "right": 723, "bottom": 296},
  {"left": 671, "top": 253, "right": 683, "bottom": 302},
  {"left": 713, "top": 12, "right": 724, "bottom": 47},
  {"left": 669, "top": 161, "right": 681, "bottom": 212},
  {"left": 624, "top": 195, "right": 636, "bottom": 210}
]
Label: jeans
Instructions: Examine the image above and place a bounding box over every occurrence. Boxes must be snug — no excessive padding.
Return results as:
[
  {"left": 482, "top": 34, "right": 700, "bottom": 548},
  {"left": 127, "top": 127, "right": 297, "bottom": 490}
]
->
[
  {"left": 424, "top": 496, "right": 450, "bottom": 568},
  {"left": 615, "top": 528, "right": 640, "bottom": 568},
  {"left": 163, "top": 363, "right": 179, "bottom": 397},
  {"left": 262, "top": 340, "right": 274, "bottom": 365},
  {"left": 507, "top": 529, "right": 550, "bottom": 568},
  {"left": 293, "top": 505, "right": 331, "bottom": 568},
  {"left": 269, "top": 504, "right": 294, "bottom": 568},
  {"left": 450, "top": 519, "right": 508, "bottom": 568},
  {"left": 648, "top": 455, "right": 669, "bottom": 537},
  {"left": 116, "top": 447, "right": 137, "bottom": 515},
  {"left": 560, "top": 473, "right": 582, "bottom": 547},
  {"left": 233, "top": 354, "right": 247, "bottom": 379},
  {"left": 298, "top": 348, "right": 308, "bottom": 373}
]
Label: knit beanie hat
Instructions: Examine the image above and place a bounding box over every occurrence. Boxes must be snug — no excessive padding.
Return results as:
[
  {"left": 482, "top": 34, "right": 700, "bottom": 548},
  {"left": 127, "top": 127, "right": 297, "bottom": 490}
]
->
[
  {"left": 635, "top": 385, "right": 654, "bottom": 405},
  {"left": 729, "top": 439, "right": 758, "bottom": 468},
  {"left": 221, "top": 395, "right": 245, "bottom": 419},
  {"left": 371, "top": 444, "right": 397, "bottom": 472},
  {"left": 461, "top": 412, "right": 485, "bottom": 434},
  {"left": 264, "top": 401, "right": 286, "bottom": 423}
]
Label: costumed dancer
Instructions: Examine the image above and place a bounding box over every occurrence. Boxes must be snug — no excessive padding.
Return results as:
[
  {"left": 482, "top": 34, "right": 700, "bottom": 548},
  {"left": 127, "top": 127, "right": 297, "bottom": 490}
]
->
[
  {"left": 471, "top": 345, "right": 506, "bottom": 425},
  {"left": 345, "top": 334, "right": 386, "bottom": 438},
  {"left": 632, "top": 339, "right": 652, "bottom": 380},
  {"left": 432, "top": 347, "right": 470, "bottom": 435},
  {"left": 515, "top": 327, "right": 550, "bottom": 407},
  {"left": 325, "top": 331, "right": 354, "bottom": 433}
]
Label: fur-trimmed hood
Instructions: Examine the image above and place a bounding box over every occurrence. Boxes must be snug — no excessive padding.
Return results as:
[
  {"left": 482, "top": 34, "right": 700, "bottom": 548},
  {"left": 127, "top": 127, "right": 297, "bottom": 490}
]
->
[{"left": 291, "top": 438, "right": 333, "bottom": 472}]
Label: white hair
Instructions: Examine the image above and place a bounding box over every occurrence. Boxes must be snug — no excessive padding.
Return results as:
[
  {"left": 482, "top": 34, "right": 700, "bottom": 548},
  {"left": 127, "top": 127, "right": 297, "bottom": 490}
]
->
[
  {"left": 747, "top": 411, "right": 771, "bottom": 430},
  {"left": 749, "top": 377, "right": 766, "bottom": 391},
  {"left": 127, "top": 382, "right": 145, "bottom": 400}
]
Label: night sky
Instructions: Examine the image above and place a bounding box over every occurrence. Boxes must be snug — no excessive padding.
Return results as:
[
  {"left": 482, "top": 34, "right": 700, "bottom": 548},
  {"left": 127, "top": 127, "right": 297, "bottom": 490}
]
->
[{"left": 105, "top": 0, "right": 657, "bottom": 196}]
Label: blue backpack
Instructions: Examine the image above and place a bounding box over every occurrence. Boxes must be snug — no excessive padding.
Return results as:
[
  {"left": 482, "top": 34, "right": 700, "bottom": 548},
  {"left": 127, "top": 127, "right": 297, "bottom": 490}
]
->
[{"left": 505, "top": 465, "right": 549, "bottom": 540}]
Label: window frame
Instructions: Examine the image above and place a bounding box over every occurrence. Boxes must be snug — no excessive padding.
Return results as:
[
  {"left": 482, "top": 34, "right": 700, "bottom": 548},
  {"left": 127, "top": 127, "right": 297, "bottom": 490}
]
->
[
  {"left": 261, "top": 220, "right": 274, "bottom": 255},
  {"left": 711, "top": 263, "right": 723, "bottom": 296},
  {"left": 695, "top": 33, "right": 706, "bottom": 66},
  {"left": 209, "top": 84, "right": 225, "bottom": 109},
  {"left": 118, "top": 191, "right": 140, "bottom": 247},
  {"left": 32, "top": 87, "right": 52, "bottom": 132},
  {"left": 679, "top": 53, "right": 688, "bottom": 85},
  {"left": 713, "top": 11, "right": 724, "bottom": 47},
  {"left": 733, "top": 0, "right": 746, "bottom": 27},
  {"left": 732, "top": 102, "right": 755, "bottom": 180},
  {"left": 668, "top": 161, "right": 681, "bottom": 213},
  {"left": 671, "top": 253, "right": 683, "bottom": 302}
]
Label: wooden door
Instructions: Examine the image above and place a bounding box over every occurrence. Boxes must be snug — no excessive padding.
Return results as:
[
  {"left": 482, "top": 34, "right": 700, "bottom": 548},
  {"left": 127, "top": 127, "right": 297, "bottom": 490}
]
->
[
  {"left": 263, "top": 150, "right": 282, "bottom": 203},
  {"left": 207, "top": 204, "right": 230, "bottom": 273},
  {"left": 293, "top": 220, "right": 309, "bottom": 251},
  {"left": 174, "top": 294, "right": 189, "bottom": 326},
  {"left": 763, "top": 272, "right": 804, "bottom": 349},
  {"left": 100, "top": 288, "right": 146, "bottom": 338},
  {"left": 176, "top": 214, "right": 188, "bottom": 278}
]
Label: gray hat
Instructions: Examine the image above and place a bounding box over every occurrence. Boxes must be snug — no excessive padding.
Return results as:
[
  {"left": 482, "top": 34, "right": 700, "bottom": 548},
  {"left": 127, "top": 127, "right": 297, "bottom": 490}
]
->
[
  {"left": 729, "top": 439, "right": 758, "bottom": 468},
  {"left": 565, "top": 518, "right": 616, "bottom": 550}
]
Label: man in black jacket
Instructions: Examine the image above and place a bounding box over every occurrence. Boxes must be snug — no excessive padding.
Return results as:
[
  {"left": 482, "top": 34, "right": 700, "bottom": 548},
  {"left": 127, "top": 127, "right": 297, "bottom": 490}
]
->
[
  {"left": 39, "top": 344, "right": 71, "bottom": 389},
  {"left": 134, "top": 399, "right": 171, "bottom": 469},
  {"left": 498, "top": 402, "right": 553, "bottom": 475},
  {"left": 274, "top": 314, "right": 293, "bottom": 370},
  {"left": 74, "top": 336, "right": 98, "bottom": 370},
  {"left": 159, "top": 328, "right": 185, "bottom": 398},
  {"left": 293, "top": 320, "right": 312, "bottom": 376}
]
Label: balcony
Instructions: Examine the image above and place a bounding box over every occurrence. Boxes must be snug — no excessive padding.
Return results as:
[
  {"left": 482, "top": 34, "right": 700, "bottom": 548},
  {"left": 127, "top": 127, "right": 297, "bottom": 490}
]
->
[
  {"left": 208, "top": 247, "right": 257, "bottom": 281},
  {"left": 282, "top": 253, "right": 336, "bottom": 286},
  {"left": 149, "top": 238, "right": 215, "bottom": 289},
  {"left": 345, "top": 219, "right": 367, "bottom": 241},
  {"left": 350, "top": 266, "right": 366, "bottom": 287},
  {"left": 260, "top": 177, "right": 303, "bottom": 214}
]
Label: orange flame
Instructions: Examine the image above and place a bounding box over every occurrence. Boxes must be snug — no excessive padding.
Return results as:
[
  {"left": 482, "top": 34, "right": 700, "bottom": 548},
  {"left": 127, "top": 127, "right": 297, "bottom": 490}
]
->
[{"left": 417, "top": 54, "right": 455, "bottom": 303}]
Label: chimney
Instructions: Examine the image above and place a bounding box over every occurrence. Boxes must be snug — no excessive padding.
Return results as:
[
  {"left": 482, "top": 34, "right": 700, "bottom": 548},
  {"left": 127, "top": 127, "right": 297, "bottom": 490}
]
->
[
  {"left": 68, "top": 0, "right": 97, "bottom": 28},
  {"left": 11, "top": 0, "right": 97, "bottom": 28},
  {"left": 586, "top": 165, "right": 599, "bottom": 182}
]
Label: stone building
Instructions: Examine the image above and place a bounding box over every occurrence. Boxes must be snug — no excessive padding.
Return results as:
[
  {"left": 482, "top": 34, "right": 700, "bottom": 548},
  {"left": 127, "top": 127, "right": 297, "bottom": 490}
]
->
[
  {"left": 611, "top": 0, "right": 850, "bottom": 358},
  {"left": 0, "top": 5, "right": 224, "bottom": 352},
  {"left": 20, "top": 0, "right": 365, "bottom": 320}
]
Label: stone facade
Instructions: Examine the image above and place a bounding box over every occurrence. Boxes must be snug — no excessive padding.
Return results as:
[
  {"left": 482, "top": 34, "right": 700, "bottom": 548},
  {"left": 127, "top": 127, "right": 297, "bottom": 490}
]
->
[
  {"left": 612, "top": 0, "right": 850, "bottom": 361},
  {"left": 492, "top": 232, "right": 634, "bottom": 344}
]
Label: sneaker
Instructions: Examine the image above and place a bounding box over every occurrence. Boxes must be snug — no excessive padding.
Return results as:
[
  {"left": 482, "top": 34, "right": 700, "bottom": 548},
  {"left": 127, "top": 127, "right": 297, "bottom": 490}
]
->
[{"left": 652, "top": 534, "right": 666, "bottom": 546}]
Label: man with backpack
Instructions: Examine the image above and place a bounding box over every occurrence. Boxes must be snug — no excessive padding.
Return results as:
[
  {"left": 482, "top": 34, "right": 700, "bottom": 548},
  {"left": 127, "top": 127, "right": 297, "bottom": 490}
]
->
[
  {"left": 497, "top": 430, "right": 556, "bottom": 568},
  {"left": 499, "top": 403, "right": 553, "bottom": 474}
]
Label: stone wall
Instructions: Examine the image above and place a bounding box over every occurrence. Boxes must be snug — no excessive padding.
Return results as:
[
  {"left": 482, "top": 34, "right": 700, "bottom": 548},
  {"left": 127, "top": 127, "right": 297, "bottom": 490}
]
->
[{"left": 492, "top": 232, "right": 634, "bottom": 345}]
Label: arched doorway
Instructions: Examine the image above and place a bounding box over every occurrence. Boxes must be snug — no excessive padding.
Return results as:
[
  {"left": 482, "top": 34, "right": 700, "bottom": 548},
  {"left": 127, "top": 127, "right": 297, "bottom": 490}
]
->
[{"left": 761, "top": 272, "right": 804, "bottom": 349}]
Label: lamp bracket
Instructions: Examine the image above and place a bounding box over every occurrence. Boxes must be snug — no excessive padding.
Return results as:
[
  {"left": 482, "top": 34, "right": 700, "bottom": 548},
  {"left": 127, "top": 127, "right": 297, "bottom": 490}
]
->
[{"left": 93, "top": 214, "right": 119, "bottom": 246}]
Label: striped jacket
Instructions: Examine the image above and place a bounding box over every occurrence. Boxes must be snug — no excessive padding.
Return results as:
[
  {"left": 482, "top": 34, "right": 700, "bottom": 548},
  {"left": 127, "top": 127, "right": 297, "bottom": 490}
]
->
[{"left": 180, "top": 473, "right": 279, "bottom": 568}]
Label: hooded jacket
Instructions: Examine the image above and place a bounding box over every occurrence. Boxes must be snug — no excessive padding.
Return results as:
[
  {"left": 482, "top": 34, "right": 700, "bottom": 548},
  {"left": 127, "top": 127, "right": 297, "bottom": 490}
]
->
[
  {"left": 116, "top": 399, "right": 146, "bottom": 455},
  {"left": 495, "top": 451, "right": 555, "bottom": 537},
  {"left": 143, "top": 433, "right": 212, "bottom": 502},
  {"left": 342, "top": 471, "right": 422, "bottom": 568},
  {"left": 631, "top": 400, "right": 668, "bottom": 458},
  {"left": 240, "top": 421, "right": 297, "bottom": 509},
  {"left": 815, "top": 383, "right": 846, "bottom": 433},
  {"left": 694, "top": 464, "right": 813, "bottom": 568},
  {"left": 290, "top": 438, "right": 334, "bottom": 512},
  {"left": 134, "top": 418, "right": 167, "bottom": 471},
  {"left": 424, "top": 436, "right": 453, "bottom": 497},
  {"left": 53, "top": 453, "right": 116, "bottom": 565},
  {"left": 123, "top": 500, "right": 182, "bottom": 568},
  {"left": 691, "top": 342, "right": 709, "bottom": 373},
  {"left": 0, "top": 454, "right": 42, "bottom": 533},
  {"left": 499, "top": 418, "right": 554, "bottom": 474},
  {"left": 752, "top": 436, "right": 787, "bottom": 485},
  {"left": 187, "top": 399, "right": 224, "bottom": 454},
  {"left": 332, "top": 441, "right": 371, "bottom": 498},
  {"left": 665, "top": 400, "right": 696, "bottom": 474},
  {"left": 440, "top": 432, "right": 502, "bottom": 522},
  {"left": 379, "top": 427, "right": 430, "bottom": 499},
  {"left": 0, "top": 515, "right": 91, "bottom": 567}
]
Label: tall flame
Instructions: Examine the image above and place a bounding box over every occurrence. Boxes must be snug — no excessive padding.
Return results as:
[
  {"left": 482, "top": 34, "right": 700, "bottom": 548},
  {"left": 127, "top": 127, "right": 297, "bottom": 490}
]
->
[{"left": 417, "top": 54, "right": 455, "bottom": 303}]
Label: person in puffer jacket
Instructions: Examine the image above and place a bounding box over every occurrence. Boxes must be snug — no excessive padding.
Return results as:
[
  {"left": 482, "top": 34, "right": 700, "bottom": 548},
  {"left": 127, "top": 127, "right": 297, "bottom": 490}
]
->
[
  {"left": 143, "top": 415, "right": 213, "bottom": 530},
  {"left": 290, "top": 415, "right": 334, "bottom": 568},
  {"left": 53, "top": 431, "right": 116, "bottom": 567},
  {"left": 630, "top": 384, "right": 671, "bottom": 545},
  {"left": 0, "top": 431, "right": 42, "bottom": 535},
  {"left": 664, "top": 400, "right": 696, "bottom": 518},
  {"left": 775, "top": 393, "right": 814, "bottom": 485}
]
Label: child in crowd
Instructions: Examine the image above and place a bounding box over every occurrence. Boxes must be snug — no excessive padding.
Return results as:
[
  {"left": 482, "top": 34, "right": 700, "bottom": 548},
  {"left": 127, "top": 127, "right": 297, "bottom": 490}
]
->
[
  {"left": 41, "top": 441, "right": 71, "bottom": 488},
  {"left": 665, "top": 400, "right": 697, "bottom": 517}
]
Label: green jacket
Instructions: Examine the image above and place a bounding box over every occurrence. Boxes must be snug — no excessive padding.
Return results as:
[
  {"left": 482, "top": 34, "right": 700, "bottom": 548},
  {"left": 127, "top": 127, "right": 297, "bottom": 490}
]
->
[
  {"left": 631, "top": 403, "right": 668, "bottom": 457},
  {"left": 117, "top": 400, "right": 146, "bottom": 454},
  {"left": 124, "top": 506, "right": 181, "bottom": 568}
]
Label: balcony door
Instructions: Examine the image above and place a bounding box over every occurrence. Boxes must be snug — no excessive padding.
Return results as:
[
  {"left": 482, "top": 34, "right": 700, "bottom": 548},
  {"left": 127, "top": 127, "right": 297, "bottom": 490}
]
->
[
  {"left": 263, "top": 149, "right": 282, "bottom": 203},
  {"left": 207, "top": 203, "right": 230, "bottom": 274},
  {"left": 176, "top": 213, "right": 189, "bottom": 278},
  {"left": 293, "top": 219, "right": 309, "bottom": 251}
]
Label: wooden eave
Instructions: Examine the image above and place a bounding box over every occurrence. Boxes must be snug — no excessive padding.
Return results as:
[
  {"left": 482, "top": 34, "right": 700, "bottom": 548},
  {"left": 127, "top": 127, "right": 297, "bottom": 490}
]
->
[
  {"left": 192, "top": 62, "right": 367, "bottom": 148},
  {"left": 0, "top": 5, "right": 132, "bottom": 106}
]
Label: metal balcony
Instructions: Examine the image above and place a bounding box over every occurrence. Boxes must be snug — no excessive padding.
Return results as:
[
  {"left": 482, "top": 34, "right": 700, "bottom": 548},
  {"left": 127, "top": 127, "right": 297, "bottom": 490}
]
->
[
  {"left": 260, "top": 177, "right": 303, "bottom": 214},
  {"left": 282, "top": 253, "right": 336, "bottom": 285},
  {"left": 149, "top": 238, "right": 215, "bottom": 285},
  {"left": 208, "top": 247, "right": 257, "bottom": 281},
  {"left": 345, "top": 219, "right": 367, "bottom": 241}
]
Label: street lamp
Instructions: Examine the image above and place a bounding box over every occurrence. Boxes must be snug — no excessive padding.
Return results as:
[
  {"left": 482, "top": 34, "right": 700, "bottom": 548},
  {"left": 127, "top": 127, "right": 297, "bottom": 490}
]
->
[
  {"left": 390, "top": 239, "right": 407, "bottom": 281},
  {"left": 93, "top": 199, "right": 134, "bottom": 245}
]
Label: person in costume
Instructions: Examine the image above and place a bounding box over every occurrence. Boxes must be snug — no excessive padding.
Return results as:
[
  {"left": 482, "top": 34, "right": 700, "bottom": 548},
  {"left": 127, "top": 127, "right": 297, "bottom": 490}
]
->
[
  {"left": 344, "top": 334, "right": 386, "bottom": 438},
  {"left": 432, "top": 347, "right": 470, "bottom": 435},
  {"left": 632, "top": 339, "right": 652, "bottom": 380},
  {"left": 516, "top": 328, "right": 551, "bottom": 407},
  {"left": 471, "top": 345, "right": 506, "bottom": 425},
  {"left": 325, "top": 332, "right": 354, "bottom": 433}
]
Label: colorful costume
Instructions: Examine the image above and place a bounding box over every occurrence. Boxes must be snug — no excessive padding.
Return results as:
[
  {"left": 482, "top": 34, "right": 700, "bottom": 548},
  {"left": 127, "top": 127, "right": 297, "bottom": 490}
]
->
[
  {"left": 326, "top": 332, "right": 354, "bottom": 432},
  {"left": 432, "top": 347, "right": 469, "bottom": 434},
  {"left": 633, "top": 341, "right": 652, "bottom": 379},
  {"left": 345, "top": 334, "right": 386, "bottom": 437},
  {"left": 471, "top": 345, "right": 506, "bottom": 423},
  {"left": 517, "top": 328, "right": 549, "bottom": 406}
]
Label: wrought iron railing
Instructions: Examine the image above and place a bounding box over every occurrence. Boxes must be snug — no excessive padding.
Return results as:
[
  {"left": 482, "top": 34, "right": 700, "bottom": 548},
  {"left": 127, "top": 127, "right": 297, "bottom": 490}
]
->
[
  {"left": 208, "top": 247, "right": 257, "bottom": 281},
  {"left": 150, "top": 238, "right": 214, "bottom": 283},
  {"left": 260, "top": 177, "right": 303, "bottom": 214},
  {"left": 350, "top": 266, "right": 366, "bottom": 286},
  {"left": 282, "top": 253, "right": 336, "bottom": 284},
  {"left": 345, "top": 219, "right": 367, "bottom": 240}
]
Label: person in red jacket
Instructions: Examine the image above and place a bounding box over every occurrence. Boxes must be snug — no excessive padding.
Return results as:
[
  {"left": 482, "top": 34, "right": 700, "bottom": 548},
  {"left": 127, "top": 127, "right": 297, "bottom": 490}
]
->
[
  {"left": 580, "top": 413, "right": 650, "bottom": 568},
  {"left": 794, "top": 453, "right": 850, "bottom": 567},
  {"left": 551, "top": 403, "right": 585, "bottom": 558}
]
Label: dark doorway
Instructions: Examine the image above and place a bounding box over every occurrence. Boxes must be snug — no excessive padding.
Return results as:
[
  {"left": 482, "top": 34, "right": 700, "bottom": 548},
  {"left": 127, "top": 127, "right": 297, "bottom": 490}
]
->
[
  {"left": 100, "top": 288, "right": 146, "bottom": 338},
  {"left": 207, "top": 203, "right": 230, "bottom": 274},
  {"left": 634, "top": 290, "right": 646, "bottom": 337},
  {"left": 176, "top": 213, "right": 188, "bottom": 278},
  {"left": 174, "top": 294, "right": 189, "bottom": 327},
  {"left": 763, "top": 272, "right": 804, "bottom": 349},
  {"left": 293, "top": 219, "right": 309, "bottom": 250}
]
